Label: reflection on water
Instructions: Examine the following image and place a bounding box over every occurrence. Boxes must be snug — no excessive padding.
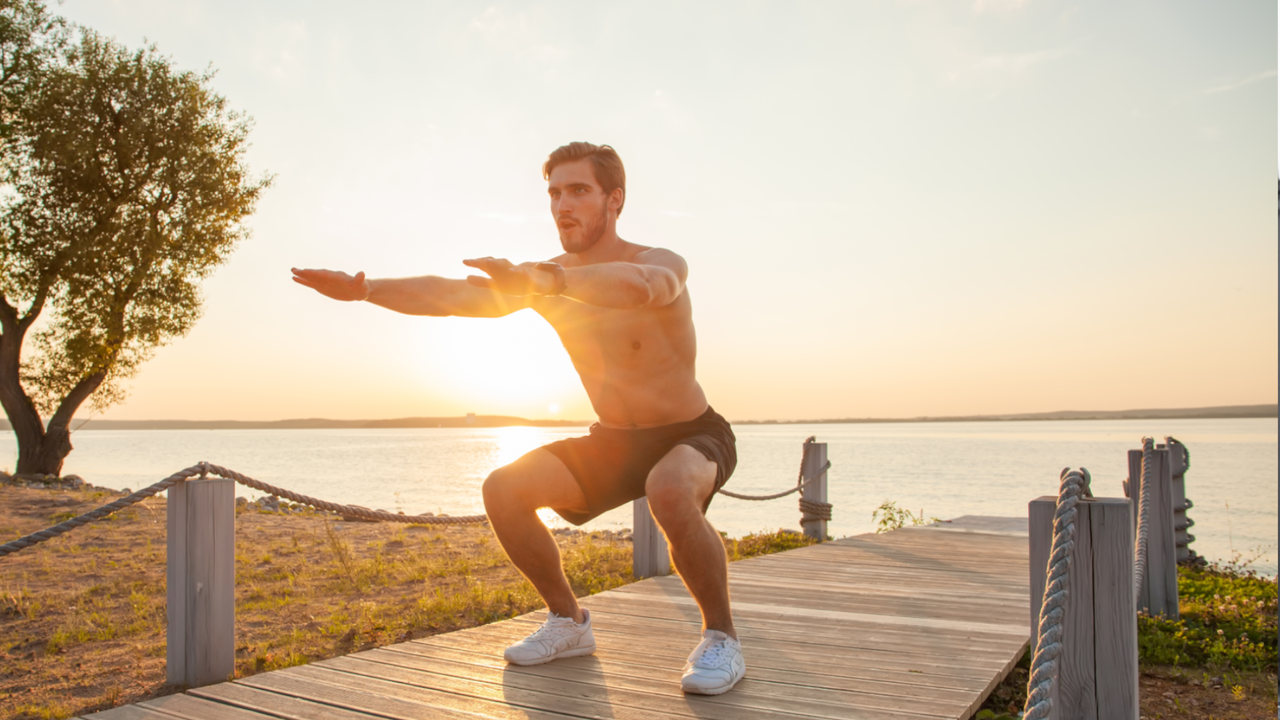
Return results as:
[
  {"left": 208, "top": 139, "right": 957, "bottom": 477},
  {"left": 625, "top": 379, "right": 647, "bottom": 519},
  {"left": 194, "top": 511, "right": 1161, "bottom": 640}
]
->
[{"left": 0, "top": 418, "right": 1274, "bottom": 573}]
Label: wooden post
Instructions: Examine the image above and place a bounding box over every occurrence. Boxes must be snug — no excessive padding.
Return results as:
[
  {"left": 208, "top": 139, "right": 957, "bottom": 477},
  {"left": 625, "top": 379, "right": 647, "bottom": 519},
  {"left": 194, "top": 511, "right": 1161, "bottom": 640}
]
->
[
  {"left": 1165, "top": 441, "right": 1194, "bottom": 563},
  {"left": 632, "top": 497, "right": 670, "bottom": 579},
  {"left": 800, "top": 442, "right": 828, "bottom": 542},
  {"left": 1029, "top": 496, "right": 1138, "bottom": 719},
  {"left": 1126, "top": 447, "right": 1179, "bottom": 619},
  {"left": 167, "top": 477, "right": 235, "bottom": 687}
]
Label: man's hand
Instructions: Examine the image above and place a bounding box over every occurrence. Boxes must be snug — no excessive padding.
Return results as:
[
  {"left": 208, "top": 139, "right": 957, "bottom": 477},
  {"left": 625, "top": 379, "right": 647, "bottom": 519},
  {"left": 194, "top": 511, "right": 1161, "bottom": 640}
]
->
[
  {"left": 291, "top": 268, "right": 371, "bottom": 302},
  {"left": 463, "top": 257, "right": 554, "bottom": 296}
]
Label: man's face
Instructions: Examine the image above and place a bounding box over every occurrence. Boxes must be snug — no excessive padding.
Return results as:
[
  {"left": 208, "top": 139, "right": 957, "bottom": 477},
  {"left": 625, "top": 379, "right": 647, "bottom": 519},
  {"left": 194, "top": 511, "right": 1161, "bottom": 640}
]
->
[{"left": 547, "top": 159, "right": 615, "bottom": 253}]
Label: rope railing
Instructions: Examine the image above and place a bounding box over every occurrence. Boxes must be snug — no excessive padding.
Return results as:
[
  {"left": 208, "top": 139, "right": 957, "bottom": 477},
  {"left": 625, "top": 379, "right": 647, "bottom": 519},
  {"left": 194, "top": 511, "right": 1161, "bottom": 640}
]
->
[
  {"left": 716, "top": 436, "right": 834, "bottom": 522},
  {"left": 4, "top": 441, "right": 836, "bottom": 559},
  {"left": 0, "top": 461, "right": 490, "bottom": 559},
  {"left": 1023, "top": 467, "right": 1092, "bottom": 720}
]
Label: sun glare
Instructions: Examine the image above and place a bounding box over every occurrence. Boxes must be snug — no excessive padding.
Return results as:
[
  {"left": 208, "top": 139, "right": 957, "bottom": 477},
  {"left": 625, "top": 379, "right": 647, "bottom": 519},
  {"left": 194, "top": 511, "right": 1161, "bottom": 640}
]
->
[
  {"left": 491, "top": 426, "right": 545, "bottom": 466},
  {"left": 412, "top": 314, "right": 582, "bottom": 416}
]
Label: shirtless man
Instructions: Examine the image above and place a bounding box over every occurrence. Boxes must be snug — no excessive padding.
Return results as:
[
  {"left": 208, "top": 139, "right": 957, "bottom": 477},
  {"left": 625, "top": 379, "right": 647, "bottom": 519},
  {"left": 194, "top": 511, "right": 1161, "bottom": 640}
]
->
[{"left": 291, "top": 142, "right": 744, "bottom": 695}]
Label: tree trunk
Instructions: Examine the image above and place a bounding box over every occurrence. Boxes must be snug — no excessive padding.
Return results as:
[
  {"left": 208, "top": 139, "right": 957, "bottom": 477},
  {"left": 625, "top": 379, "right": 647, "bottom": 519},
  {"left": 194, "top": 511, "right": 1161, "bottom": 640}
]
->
[
  {"left": 30, "top": 370, "right": 108, "bottom": 477},
  {"left": 0, "top": 309, "right": 48, "bottom": 475}
]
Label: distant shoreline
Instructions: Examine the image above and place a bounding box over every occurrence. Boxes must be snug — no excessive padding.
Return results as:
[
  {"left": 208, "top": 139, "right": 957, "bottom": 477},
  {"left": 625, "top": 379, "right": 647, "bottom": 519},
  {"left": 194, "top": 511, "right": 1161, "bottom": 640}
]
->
[{"left": 1, "top": 404, "right": 1273, "bottom": 431}]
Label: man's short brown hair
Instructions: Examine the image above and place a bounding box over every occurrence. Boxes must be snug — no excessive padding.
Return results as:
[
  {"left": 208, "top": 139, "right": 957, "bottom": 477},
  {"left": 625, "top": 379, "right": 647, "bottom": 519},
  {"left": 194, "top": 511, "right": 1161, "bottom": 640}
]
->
[{"left": 543, "top": 142, "right": 626, "bottom": 216}]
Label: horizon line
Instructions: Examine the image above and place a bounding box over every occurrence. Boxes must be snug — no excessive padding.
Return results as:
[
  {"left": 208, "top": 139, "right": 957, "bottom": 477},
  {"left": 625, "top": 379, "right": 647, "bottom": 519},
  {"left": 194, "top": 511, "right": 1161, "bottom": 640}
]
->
[{"left": 13, "top": 403, "right": 1275, "bottom": 431}]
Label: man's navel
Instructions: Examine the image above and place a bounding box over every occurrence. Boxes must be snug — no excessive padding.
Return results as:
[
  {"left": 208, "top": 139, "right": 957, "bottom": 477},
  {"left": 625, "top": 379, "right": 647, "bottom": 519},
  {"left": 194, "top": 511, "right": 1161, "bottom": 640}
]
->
[{"left": 631, "top": 341, "right": 641, "bottom": 351}]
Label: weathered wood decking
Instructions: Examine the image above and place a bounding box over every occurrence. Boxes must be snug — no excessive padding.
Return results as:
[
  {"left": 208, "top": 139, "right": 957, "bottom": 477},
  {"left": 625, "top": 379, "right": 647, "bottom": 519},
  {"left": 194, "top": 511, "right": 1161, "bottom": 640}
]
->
[{"left": 82, "top": 516, "right": 1030, "bottom": 720}]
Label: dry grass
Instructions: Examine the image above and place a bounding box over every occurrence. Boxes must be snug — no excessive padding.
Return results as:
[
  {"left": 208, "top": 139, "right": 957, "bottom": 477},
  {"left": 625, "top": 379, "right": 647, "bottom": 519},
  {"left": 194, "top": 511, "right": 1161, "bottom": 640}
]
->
[
  {"left": 0, "top": 483, "right": 813, "bottom": 719},
  {"left": 0, "top": 485, "right": 636, "bottom": 719}
]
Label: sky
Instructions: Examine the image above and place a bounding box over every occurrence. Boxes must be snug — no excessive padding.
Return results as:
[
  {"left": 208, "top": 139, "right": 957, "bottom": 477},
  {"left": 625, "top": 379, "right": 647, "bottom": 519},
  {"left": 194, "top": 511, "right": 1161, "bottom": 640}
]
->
[{"left": 42, "top": 0, "right": 1279, "bottom": 423}]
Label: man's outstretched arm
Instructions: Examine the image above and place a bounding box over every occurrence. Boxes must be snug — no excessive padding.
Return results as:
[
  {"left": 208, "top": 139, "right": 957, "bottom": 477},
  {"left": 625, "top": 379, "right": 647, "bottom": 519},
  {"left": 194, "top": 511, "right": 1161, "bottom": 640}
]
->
[
  {"left": 464, "top": 248, "right": 688, "bottom": 310},
  {"left": 291, "top": 268, "right": 531, "bottom": 317}
]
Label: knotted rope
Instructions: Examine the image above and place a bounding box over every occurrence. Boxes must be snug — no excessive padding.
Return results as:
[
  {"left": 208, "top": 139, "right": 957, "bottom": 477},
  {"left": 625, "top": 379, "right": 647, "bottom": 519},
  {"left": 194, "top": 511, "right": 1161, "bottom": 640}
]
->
[
  {"left": 1, "top": 462, "right": 489, "bottom": 559},
  {"left": 1023, "top": 467, "right": 1092, "bottom": 720},
  {"left": 715, "top": 436, "right": 833, "bottom": 522}
]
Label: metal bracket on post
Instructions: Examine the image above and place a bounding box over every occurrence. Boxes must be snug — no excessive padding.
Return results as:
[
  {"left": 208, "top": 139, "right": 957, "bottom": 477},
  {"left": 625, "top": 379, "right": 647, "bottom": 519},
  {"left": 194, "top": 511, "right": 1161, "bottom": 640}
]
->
[
  {"left": 800, "top": 442, "right": 828, "bottom": 542},
  {"left": 167, "top": 465, "right": 235, "bottom": 687},
  {"left": 632, "top": 497, "right": 671, "bottom": 579}
]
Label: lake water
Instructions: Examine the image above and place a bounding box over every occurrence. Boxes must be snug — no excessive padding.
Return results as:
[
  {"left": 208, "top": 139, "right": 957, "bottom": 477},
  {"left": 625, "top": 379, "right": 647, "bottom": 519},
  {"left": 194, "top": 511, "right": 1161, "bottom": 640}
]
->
[{"left": 3, "top": 418, "right": 1275, "bottom": 574}]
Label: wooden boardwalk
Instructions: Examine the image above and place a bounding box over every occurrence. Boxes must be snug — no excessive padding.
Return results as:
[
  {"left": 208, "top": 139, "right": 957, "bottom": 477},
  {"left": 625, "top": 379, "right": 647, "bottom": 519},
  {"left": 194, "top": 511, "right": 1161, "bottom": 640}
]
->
[{"left": 83, "top": 516, "right": 1030, "bottom": 720}]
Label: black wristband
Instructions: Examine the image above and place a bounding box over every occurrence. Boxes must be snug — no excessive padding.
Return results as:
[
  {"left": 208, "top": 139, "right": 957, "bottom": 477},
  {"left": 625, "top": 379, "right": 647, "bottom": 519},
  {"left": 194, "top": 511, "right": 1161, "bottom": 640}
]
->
[{"left": 534, "top": 262, "right": 567, "bottom": 296}]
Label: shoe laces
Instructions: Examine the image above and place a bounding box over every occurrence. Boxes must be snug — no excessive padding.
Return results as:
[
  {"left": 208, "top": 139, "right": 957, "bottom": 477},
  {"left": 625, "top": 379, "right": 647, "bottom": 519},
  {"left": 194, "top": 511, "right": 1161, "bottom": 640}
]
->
[
  {"left": 530, "top": 612, "right": 577, "bottom": 639},
  {"left": 691, "top": 635, "right": 730, "bottom": 667}
]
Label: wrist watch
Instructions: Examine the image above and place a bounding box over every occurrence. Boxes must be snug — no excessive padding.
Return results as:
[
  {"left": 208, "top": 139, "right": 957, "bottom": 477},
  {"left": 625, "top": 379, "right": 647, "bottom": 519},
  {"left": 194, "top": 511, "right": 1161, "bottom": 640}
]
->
[{"left": 533, "top": 262, "right": 567, "bottom": 296}]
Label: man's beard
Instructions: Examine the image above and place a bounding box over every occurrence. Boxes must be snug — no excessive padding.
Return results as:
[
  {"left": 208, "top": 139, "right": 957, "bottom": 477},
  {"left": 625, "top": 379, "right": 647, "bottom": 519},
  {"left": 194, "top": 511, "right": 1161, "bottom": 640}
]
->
[{"left": 559, "top": 200, "right": 608, "bottom": 253}]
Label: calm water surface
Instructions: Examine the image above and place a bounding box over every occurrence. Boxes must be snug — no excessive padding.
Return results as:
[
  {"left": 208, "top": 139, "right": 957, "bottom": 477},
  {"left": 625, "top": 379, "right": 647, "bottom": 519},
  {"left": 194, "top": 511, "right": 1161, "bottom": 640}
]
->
[{"left": 3, "top": 418, "right": 1275, "bottom": 573}]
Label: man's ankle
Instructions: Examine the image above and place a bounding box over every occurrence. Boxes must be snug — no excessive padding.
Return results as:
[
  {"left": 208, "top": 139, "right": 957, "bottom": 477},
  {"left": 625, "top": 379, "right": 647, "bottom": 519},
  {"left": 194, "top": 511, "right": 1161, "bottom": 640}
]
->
[
  {"left": 705, "top": 625, "right": 737, "bottom": 641},
  {"left": 551, "top": 606, "right": 585, "bottom": 624}
]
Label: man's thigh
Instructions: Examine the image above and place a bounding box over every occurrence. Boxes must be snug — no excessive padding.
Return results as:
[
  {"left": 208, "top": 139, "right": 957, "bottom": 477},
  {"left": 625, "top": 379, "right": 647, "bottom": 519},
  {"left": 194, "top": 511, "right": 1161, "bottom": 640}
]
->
[
  {"left": 645, "top": 444, "right": 718, "bottom": 510},
  {"left": 487, "top": 448, "right": 589, "bottom": 515}
]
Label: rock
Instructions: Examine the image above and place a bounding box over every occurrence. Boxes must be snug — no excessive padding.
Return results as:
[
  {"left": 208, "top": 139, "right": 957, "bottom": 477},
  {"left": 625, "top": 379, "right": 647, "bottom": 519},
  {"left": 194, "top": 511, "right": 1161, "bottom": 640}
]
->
[
  {"left": 62, "top": 475, "right": 85, "bottom": 488},
  {"left": 235, "top": 497, "right": 248, "bottom": 507},
  {"left": 119, "top": 488, "right": 132, "bottom": 495}
]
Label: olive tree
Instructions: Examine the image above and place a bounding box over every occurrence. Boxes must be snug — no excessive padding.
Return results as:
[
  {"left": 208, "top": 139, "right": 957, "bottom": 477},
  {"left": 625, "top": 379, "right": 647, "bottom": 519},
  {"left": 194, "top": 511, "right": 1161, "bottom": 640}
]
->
[{"left": 0, "top": 16, "right": 270, "bottom": 476}]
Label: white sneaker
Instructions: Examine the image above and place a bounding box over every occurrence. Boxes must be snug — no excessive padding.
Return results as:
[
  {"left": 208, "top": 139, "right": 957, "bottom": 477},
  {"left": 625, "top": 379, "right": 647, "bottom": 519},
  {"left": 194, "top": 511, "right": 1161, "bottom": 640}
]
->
[
  {"left": 503, "top": 609, "right": 596, "bottom": 666},
  {"left": 681, "top": 630, "right": 746, "bottom": 695}
]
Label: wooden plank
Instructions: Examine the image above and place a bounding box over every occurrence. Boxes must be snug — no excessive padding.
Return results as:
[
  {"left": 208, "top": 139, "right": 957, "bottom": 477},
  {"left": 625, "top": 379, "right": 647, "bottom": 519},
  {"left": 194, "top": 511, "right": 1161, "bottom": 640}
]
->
[
  {"left": 322, "top": 653, "right": 951, "bottom": 720},
  {"left": 233, "top": 666, "right": 578, "bottom": 719},
  {"left": 192, "top": 682, "right": 398, "bottom": 719},
  {"left": 166, "top": 478, "right": 188, "bottom": 686},
  {"left": 349, "top": 645, "right": 968, "bottom": 719},
  {"left": 1028, "top": 496, "right": 1055, "bottom": 655},
  {"left": 78, "top": 707, "right": 184, "bottom": 720},
  {"left": 592, "top": 590, "right": 1028, "bottom": 635},
  {"left": 1090, "top": 498, "right": 1138, "bottom": 719},
  {"left": 136, "top": 693, "right": 279, "bottom": 719},
  {"left": 1057, "top": 498, "right": 1097, "bottom": 720},
  {"left": 385, "top": 641, "right": 989, "bottom": 699},
  {"left": 426, "top": 619, "right": 1018, "bottom": 681}
]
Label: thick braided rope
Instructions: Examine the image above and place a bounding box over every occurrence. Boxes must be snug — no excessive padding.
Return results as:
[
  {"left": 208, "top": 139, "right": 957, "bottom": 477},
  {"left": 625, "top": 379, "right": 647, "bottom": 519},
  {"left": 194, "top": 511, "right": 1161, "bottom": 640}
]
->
[
  {"left": 200, "top": 463, "right": 489, "bottom": 525},
  {"left": 0, "top": 465, "right": 206, "bottom": 558},
  {"left": 1133, "top": 437, "right": 1155, "bottom": 603},
  {"left": 1023, "top": 467, "right": 1092, "bottom": 720}
]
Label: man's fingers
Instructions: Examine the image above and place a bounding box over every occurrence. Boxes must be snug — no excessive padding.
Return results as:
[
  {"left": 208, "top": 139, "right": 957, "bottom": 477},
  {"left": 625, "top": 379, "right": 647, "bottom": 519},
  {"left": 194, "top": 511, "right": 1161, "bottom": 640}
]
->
[{"left": 463, "top": 257, "right": 513, "bottom": 274}]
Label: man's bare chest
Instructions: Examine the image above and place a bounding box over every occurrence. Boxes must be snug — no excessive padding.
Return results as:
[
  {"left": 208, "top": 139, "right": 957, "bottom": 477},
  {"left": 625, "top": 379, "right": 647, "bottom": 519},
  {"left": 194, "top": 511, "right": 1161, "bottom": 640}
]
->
[{"left": 535, "top": 295, "right": 693, "bottom": 369}]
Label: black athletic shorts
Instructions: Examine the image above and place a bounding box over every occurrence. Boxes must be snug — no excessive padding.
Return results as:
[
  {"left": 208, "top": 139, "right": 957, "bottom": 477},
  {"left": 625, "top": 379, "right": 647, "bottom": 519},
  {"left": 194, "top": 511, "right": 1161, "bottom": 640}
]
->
[{"left": 541, "top": 406, "right": 737, "bottom": 526}]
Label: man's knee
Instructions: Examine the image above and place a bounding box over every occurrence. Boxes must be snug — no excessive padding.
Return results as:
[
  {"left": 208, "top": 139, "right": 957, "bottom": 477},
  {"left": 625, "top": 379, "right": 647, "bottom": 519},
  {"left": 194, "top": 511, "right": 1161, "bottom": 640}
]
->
[
  {"left": 646, "top": 468, "right": 712, "bottom": 524},
  {"left": 482, "top": 466, "right": 534, "bottom": 515}
]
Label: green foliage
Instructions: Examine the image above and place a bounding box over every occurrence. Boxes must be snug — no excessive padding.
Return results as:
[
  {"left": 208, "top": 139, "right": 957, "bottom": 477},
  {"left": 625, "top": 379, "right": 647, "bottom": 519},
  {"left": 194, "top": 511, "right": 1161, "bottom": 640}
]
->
[
  {"left": 1136, "top": 562, "right": 1278, "bottom": 672},
  {"left": 872, "top": 500, "right": 938, "bottom": 533},
  {"left": 0, "top": 6, "right": 270, "bottom": 473},
  {"left": 0, "top": 0, "right": 68, "bottom": 143},
  {"left": 723, "top": 529, "right": 817, "bottom": 561},
  {"left": 4, "top": 27, "right": 271, "bottom": 413}
]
